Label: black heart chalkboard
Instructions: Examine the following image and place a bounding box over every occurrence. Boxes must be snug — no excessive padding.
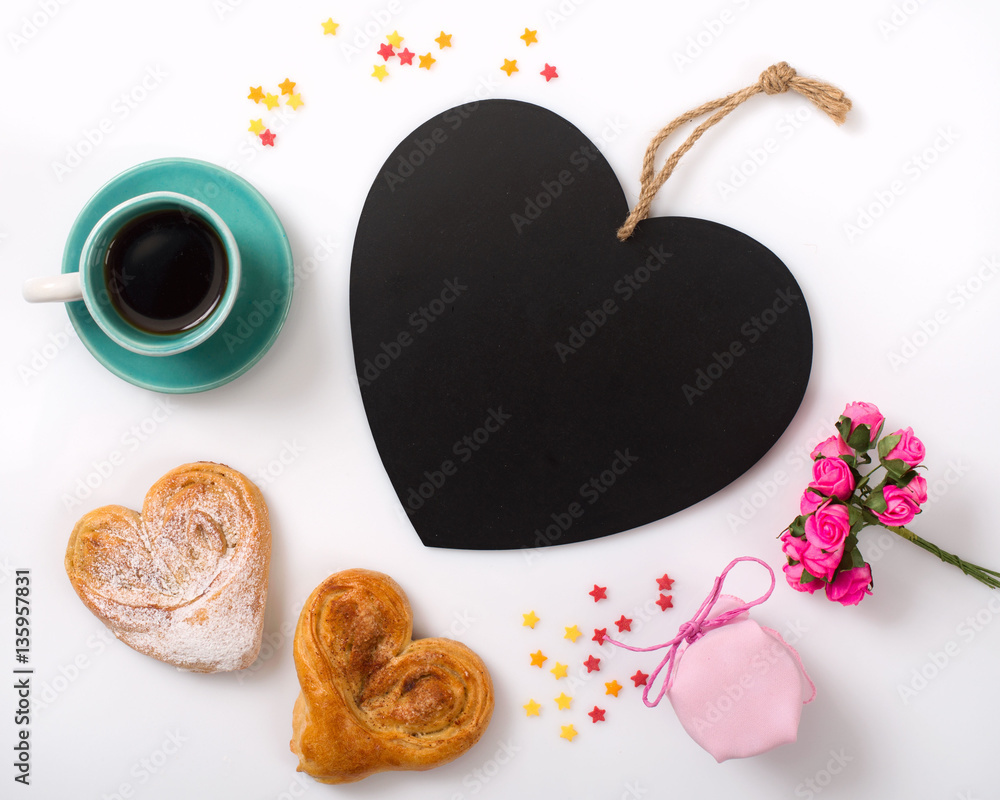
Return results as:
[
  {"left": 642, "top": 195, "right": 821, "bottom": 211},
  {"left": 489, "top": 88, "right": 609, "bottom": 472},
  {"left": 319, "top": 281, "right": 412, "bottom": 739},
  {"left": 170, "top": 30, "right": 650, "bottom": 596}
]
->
[{"left": 350, "top": 99, "right": 811, "bottom": 550}]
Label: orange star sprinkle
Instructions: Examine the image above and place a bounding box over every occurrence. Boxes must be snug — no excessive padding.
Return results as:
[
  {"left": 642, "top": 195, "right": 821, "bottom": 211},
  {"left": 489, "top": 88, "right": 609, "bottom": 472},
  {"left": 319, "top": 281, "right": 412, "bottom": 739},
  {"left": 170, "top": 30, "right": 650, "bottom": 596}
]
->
[
  {"left": 418, "top": 52, "right": 436, "bottom": 70},
  {"left": 520, "top": 28, "right": 538, "bottom": 46},
  {"left": 278, "top": 78, "right": 296, "bottom": 95},
  {"left": 530, "top": 650, "right": 547, "bottom": 667},
  {"left": 501, "top": 58, "right": 518, "bottom": 77},
  {"left": 523, "top": 699, "right": 541, "bottom": 717},
  {"left": 560, "top": 724, "right": 577, "bottom": 742},
  {"left": 247, "top": 86, "right": 264, "bottom": 103},
  {"left": 435, "top": 31, "right": 452, "bottom": 48},
  {"left": 605, "top": 680, "right": 622, "bottom": 697}
]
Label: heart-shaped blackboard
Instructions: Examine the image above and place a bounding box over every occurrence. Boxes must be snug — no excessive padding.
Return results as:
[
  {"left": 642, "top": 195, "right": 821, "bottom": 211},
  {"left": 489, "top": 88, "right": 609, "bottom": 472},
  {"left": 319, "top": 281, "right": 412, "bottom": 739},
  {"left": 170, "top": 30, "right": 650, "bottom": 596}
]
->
[{"left": 350, "top": 99, "right": 811, "bottom": 550}]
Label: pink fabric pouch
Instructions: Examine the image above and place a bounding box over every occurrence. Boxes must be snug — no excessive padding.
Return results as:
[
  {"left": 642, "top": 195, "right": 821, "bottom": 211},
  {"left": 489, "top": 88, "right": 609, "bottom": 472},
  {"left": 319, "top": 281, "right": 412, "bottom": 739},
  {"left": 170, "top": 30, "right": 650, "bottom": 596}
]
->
[{"left": 606, "top": 557, "right": 815, "bottom": 762}]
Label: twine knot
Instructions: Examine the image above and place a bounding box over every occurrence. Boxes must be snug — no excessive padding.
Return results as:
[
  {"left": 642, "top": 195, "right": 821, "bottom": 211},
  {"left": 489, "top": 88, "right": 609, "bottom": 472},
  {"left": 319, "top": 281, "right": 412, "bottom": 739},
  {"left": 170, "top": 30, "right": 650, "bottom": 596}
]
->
[
  {"left": 676, "top": 621, "right": 702, "bottom": 644},
  {"left": 759, "top": 61, "right": 796, "bottom": 95},
  {"left": 602, "top": 557, "right": 777, "bottom": 707}
]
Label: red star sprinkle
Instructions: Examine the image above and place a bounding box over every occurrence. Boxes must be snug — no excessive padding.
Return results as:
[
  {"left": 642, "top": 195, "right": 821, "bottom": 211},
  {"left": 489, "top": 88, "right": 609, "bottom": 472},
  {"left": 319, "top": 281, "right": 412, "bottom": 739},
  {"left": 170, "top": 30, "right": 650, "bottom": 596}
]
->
[
  {"left": 631, "top": 670, "right": 649, "bottom": 687},
  {"left": 398, "top": 48, "right": 415, "bottom": 65},
  {"left": 589, "top": 585, "right": 607, "bottom": 602},
  {"left": 540, "top": 63, "right": 559, "bottom": 82},
  {"left": 656, "top": 574, "right": 675, "bottom": 591},
  {"left": 614, "top": 615, "right": 632, "bottom": 633},
  {"left": 588, "top": 706, "right": 606, "bottom": 723},
  {"left": 656, "top": 594, "right": 673, "bottom": 611},
  {"left": 592, "top": 627, "right": 607, "bottom": 645},
  {"left": 259, "top": 129, "right": 276, "bottom": 146},
  {"left": 583, "top": 655, "right": 601, "bottom": 673},
  {"left": 377, "top": 42, "right": 395, "bottom": 61}
]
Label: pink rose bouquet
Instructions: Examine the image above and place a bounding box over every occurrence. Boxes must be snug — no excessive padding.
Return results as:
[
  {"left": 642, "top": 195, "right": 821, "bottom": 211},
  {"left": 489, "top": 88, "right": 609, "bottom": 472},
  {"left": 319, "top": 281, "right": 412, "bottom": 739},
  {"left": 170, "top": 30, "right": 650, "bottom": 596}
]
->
[{"left": 781, "top": 402, "right": 1000, "bottom": 605}]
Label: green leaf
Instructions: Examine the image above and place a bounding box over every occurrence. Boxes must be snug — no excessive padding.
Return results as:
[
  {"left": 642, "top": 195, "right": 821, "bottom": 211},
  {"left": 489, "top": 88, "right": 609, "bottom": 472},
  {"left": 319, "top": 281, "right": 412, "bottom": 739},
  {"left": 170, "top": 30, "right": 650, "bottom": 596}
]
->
[
  {"left": 861, "top": 508, "right": 882, "bottom": 529},
  {"left": 877, "top": 433, "right": 902, "bottom": 460},
  {"left": 847, "top": 423, "right": 872, "bottom": 451},
  {"left": 836, "top": 544, "right": 857, "bottom": 572},
  {"left": 864, "top": 487, "right": 887, "bottom": 514},
  {"left": 800, "top": 570, "right": 817, "bottom": 584},
  {"left": 848, "top": 504, "right": 864, "bottom": 527},
  {"left": 850, "top": 547, "right": 866, "bottom": 569},
  {"left": 896, "top": 470, "right": 920, "bottom": 488},
  {"left": 882, "top": 458, "right": 908, "bottom": 479},
  {"left": 789, "top": 515, "right": 806, "bottom": 537},
  {"left": 835, "top": 416, "right": 852, "bottom": 443}
]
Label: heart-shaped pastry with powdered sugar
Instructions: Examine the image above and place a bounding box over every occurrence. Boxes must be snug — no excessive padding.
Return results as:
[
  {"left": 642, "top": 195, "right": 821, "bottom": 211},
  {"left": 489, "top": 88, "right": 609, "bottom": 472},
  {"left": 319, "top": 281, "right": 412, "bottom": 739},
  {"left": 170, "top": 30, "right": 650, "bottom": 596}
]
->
[{"left": 64, "top": 462, "right": 271, "bottom": 672}]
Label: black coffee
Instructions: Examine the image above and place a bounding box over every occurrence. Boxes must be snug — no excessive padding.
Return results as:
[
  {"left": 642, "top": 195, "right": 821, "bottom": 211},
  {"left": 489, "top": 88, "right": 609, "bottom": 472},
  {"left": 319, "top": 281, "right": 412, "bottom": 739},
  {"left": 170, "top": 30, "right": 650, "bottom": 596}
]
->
[{"left": 104, "top": 208, "right": 228, "bottom": 334}]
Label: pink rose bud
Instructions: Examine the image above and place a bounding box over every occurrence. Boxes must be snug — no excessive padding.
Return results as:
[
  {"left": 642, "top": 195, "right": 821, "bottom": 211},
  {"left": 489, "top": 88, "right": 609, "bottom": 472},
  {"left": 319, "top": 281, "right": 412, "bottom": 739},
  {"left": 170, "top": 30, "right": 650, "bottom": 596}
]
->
[
  {"left": 902, "top": 475, "right": 928, "bottom": 505},
  {"left": 872, "top": 485, "right": 921, "bottom": 526},
  {"left": 884, "top": 427, "right": 926, "bottom": 468},
  {"left": 781, "top": 531, "right": 809, "bottom": 562},
  {"left": 824, "top": 564, "right": 873, "bottom": 606},
  {"left": 842, "top": 401, "right": 885, "bottom": 445},
  {"left": 800, "top": 488, "right": 825, "bottom": 516},
  {"left": 809, "top": 457, "right": 856, "bottom": 501},
  {"left": 783, "top": 561, "right": 822, "bottom": 594},
  {"left": 810, "top": 435, "right": 853, "bottom": 461},
  {"left": 803, "top": 502, "right": 851, "bottom": 553},
  {"left": 799, "top": 541, "right": 843, "bottom": 583}
]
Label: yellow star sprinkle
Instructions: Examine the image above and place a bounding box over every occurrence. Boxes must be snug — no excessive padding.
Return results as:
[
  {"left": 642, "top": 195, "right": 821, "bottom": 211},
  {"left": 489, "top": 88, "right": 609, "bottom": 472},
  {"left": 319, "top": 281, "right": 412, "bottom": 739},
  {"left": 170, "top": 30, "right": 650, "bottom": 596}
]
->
[
  {"left": 286, "top": 93, "right": 304, "bottom": 110},
  {"left": 248, "top": 118, "right": 265, "bottom": 134},
  {"left": 435, "top": 31, "right": 452, "bottom": 49},
  {"left": 550, "top": 662, "right": 568, "bottom": 680},
  {"left": 372, "top": 64, "right": 389, "bottom": 82},
  {"left": 263, "top": 93, "right": 280, "bottom": 110},
  {"left": 523, "top": 699, "right": 541, "bottom": 717},
  {"left": 520, "top": 28, "right": 538, "bottom": 46},
  {"left": 530, "top": 650, "right": 547, "bottom": 668},
  {"left": 247, "top": 86, "right": 264, "bottom": 103},
  {"left": 322, "top": 17, "right": 339, "bottom": 35},
  {"left": 386, "top": 30, "right": 404, "bottom": 47},
  {"left": 605, "top": 680, "right": 622, "bottom": 697},
  {"left": 278, "top": 78, "right": 296, "bottom": 95},
  {"left": 554, "top": 692, "right": 572, "bottom": 710},
  {"left": 564, "top": 625, "right": 582, "bottom": 643},
  {"left": 418, "top": 52, "right": 436, "bottom": 70},
  {"left": 501, "top": 58, "right": 518, "bottom": 77},
  {"left": 560, "top": 724, "right": 577, "bottom": 742},
  {"left": 522, "top": 610, "right": 540, "bottom": 628}
]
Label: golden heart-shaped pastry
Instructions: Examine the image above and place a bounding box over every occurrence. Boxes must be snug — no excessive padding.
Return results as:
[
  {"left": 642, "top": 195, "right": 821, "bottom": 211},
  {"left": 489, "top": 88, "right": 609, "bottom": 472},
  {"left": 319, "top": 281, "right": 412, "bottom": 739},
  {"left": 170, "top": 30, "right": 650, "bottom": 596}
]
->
[
  {"left": 290, "top": 569, "right": 494, "bottom": 784},
  {"left": 65, "top": 462, "right": 271, "bottom": 673}
]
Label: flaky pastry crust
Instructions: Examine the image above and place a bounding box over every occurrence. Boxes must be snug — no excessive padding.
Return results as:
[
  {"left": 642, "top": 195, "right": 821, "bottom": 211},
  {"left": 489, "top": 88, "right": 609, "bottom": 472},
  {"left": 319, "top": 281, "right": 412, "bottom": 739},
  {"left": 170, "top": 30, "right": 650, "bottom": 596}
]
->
[{"left": 290, "top": 569, "right": 494, "bottom": 783}]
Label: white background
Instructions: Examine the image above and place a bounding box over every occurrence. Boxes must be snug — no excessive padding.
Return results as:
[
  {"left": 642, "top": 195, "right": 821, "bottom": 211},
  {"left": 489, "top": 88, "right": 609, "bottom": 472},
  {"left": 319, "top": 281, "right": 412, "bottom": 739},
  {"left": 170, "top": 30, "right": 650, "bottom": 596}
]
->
[{"left": 3, "top": 1, "right": 1000, "bottom": 798}]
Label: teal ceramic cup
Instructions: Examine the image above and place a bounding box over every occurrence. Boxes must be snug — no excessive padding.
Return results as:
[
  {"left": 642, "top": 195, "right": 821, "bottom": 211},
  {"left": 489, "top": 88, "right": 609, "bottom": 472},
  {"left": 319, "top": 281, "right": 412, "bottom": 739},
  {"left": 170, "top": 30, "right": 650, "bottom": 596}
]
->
[{"left": 23, "top": 191, "right": 241, "bottom": 356}]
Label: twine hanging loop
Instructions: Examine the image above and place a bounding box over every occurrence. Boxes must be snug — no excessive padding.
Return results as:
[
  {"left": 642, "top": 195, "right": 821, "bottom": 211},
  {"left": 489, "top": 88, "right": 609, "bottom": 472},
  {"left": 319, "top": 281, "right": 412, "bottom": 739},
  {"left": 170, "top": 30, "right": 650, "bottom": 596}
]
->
[{"left": 617, "top": 62, "right": 852, "bottom": 241}]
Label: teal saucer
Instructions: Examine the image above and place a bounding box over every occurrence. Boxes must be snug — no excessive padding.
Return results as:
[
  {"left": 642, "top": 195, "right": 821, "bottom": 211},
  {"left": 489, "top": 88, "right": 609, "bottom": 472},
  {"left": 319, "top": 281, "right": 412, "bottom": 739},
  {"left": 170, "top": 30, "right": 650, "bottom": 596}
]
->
[{"left": 62, "top": 158, "right": 293, "bottom": 393}]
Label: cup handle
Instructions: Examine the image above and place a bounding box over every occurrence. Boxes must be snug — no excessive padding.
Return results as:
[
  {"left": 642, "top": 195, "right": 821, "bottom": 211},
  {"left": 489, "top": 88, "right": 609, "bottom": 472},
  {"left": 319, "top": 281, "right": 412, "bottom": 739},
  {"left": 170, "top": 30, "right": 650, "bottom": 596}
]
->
[{"left": 22, "top": 273, "right": 84, "bottom": 303}]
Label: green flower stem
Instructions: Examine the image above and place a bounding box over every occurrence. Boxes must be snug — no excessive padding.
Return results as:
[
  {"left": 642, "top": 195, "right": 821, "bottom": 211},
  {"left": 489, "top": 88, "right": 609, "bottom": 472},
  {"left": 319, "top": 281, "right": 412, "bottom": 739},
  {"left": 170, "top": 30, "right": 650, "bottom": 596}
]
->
[{"left": 886, "top": 525, "right": 1000, "bottom": 590}]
